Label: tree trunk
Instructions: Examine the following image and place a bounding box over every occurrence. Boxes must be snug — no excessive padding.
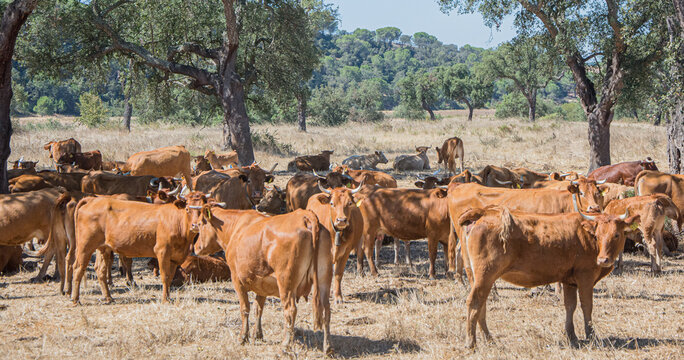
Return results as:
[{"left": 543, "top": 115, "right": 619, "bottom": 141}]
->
[
  {"left": 463, "top": 98, "right": 473, "bottom": 121},
  {"left": 526, "top": 89, "right": 537, "bottom": 122},
  {"left": 422, "top": 99, "right": 435, "bottom": 120},
  {"left": 0, "top": 0, "right": 38, "bottom": 194},
  {"left": 122, "top": 96, "right": 132, "bottom": 132},
  {"left": 221, "top": 121, "right": 231, "bottom": 151},
  {"left": 667, "top": 0, "right": 684, "bottom": 173},
  {"left": 297, "top": 93, "right": 307, "bottom": 132},
  {"left": 587, "top": 109, "right": 612, "bottom": 171}
]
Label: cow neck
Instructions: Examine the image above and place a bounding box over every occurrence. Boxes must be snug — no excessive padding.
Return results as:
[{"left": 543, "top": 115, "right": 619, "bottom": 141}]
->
[
  {"left": 329, "top": 206, "right": 343, "bottom": 246},
  {"left": 213, "top": 211, "right": 243, "bottom": 247}
]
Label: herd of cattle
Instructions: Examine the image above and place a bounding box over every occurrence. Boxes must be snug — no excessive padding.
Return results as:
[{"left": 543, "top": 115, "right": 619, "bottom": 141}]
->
[{"left": 1, "top": 136, "right": 683, "bottom": 353}]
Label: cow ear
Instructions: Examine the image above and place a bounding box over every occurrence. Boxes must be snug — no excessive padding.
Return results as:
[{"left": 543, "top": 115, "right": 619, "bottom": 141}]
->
[
  {"left": 435, "top": 189, "right": 447, "bottom": 198},
  {"left": 238, "top": 174, "right": 248, "bottom": 182},
  {"left": 375, "top": 151, "right": 380, "bottom": 155},
  {"left": 317, "top": 194, "right": 331, "bottom": 204},
  {"left": 157, "top": 191, "right": 168, "bottom": 200},
  {"left": 581, "top": 221, "right": 596, "bottom": 236},
  {"left": 414, "top": 181, "right": 425, "bottom": 188},
  {"left": 623, "top": 215, "right": 641, "bottom": 232},
  {"left": 173, "top": 199, "right": 187, "bottom": 209},
  {"left": 567, "top": 184, "right": 579, "bottom": 194},
  {"left": 458, "top": 208, "right": 486, "bottom": 227},
  {"left": 203, "top": 205, "right": 213, "bottom": 220}
]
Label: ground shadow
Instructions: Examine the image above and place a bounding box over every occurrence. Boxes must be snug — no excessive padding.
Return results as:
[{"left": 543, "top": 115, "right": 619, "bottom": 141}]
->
[
  {"left": 350, "top": 287, "right": 424, "bottom": 304},
  {"left": 589, "top": 336, "right": 684, "bottom": 349},
  {"left": 296, "top": 328, "right": 421, "bottom": 358}
]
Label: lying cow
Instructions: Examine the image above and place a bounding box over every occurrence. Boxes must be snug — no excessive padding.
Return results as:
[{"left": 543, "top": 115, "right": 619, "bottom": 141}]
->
[
  {"left": 479, "top": 165, "right": 522, "bottom": 188},
  {"left": 456, "top": 205, "right": 638, "bottom": 348},
  {"left": 82, "top": 171, "right": 179, "bottom": 197},
  {"left": 11, "top": 158, "right": 38, "bottom": 170},
  {"left": 436, "top": 137, "right": 464, "bottom": 174},
  {"left": 332, "top": 165, "right": 397, "bottom": 188},
  {"left": 205, "top": 150, "right": 238, "bottom": 169},
  {"left": 287, "top": 150, "right": 334, "bottom": 172},
  {"left": 393, "top": 146, "right": 430, "bottom": 171},
  {"left": 341, "top": 151, "right": 388, "bottom": 170},
  {"left": 588, "top": 158, "right": 658, "bottom": 186},
  {"left": 193, "top": 206, "right": 333, "bottom": 353},
  {"left": 9, "top": 174, "right": 53, "bottom": 193},
  {"left": 44, "top": 138, "right": 81, "bottom": 165},
  {"left": 60, "top": 150, "right": 103, "bottom": 171},
  {"left": 70, "top": 192, "right": 206, "bottom": 304}
]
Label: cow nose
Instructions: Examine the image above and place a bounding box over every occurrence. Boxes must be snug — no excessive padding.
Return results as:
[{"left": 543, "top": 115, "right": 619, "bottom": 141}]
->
[
  {"left": 587, "top": 205, "right": 600, "bottom": 212},
  {"left": 335, "top": 217, "right": 348, "bottom": 227},
  {"left": 596, "top": 257, "right": 614, "bottom": 268}
]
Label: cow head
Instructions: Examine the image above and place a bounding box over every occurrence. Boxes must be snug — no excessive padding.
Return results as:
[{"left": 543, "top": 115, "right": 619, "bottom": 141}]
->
[
  {"left": 640, "top": 157, "right": 658, "bottom": 171},
  {"left": 577, "top": 210, "right": 640, "bottom": 267},
  {"left": 184, "top": 191, "right": 210, "bottom": 234},
  {"left": 320, "top": 150, "right": 334, "bottom": 160},
  {"left": 236, "top": 163, "right": 276, "bottom": 200},
  {"left": 11, "top": 159, "right": 37, "bottom": 170},
  {"left": 314, "top": 170, "right": 353, "bottom": 189},
  {"left": 193, "top": 156, "right": 212, "bottom": 173},
  {"left": 568, "top": 179, "right": 604, "bottom": 212},
  {"left": 256, "top": 185, "right": 286, "bottom": 214},
  {"left": 374, "top": 151, "right": 388, "bottom": 164},
  {"left": 192, "top": 203, "right": 224, "bottom": 256},
  {"left": 416, "top": 146, "right": 429, "bottom": 154},
  {"left": 318, "top": 180, "right": 363, "bottom": 246},
  {"left": 451, "top": 169, "right": 474, "bottom": 184}
]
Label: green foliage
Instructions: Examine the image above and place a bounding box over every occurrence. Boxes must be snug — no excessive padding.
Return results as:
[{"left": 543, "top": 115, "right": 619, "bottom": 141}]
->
[
  {"left": 78, "top": 93, "right": 109, "bottom": 128},
  {"left": 495, "top": 92, "right": 557, "bottom": 119},
  {"left": 10, "top": 82, "right": 30, "bottom": 115},
  {"left": 347, "top": 78, "right": 386, "bottom": 122},
  {"left": 309, "top": 86, "right": 350, "bottom": 126},
  {"left": 559, "top": 102, "right": 585, "bottom": 122},
  {"left": 438, "top": 63, "right": 493, "bottom": 113},
  {"left": 251, "top": 130, "right": 295, "bottom": 156},
  {"left": 396, "top": 71, "right": 440, "bottom": 119},
  {"left": 33, "top": 96, "right": 64, "bottom": 115}
]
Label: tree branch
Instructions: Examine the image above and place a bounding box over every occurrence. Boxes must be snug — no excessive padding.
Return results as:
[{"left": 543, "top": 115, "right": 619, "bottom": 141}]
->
[
  {"left": 167, "top": 43, "right": 219, "bottom": 62},
  {"left": 100, "top": 0, "right": 134, "bottom": 17},
  {"left": 518, "top": 0, "right": 558, "bottom": 38},
  {"left": 581, "top": 52, "right": 603, "bottom": 63},
  {"left": 605, "top": 0, "right": 625, "bottom": 51}
]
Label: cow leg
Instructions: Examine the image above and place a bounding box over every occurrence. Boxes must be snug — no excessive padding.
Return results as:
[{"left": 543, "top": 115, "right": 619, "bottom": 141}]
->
[
  {"left": 562, "top": 283, "right": 579, "bottom": 346},
  {"left": 31, "top": 249, "right": 54, "bottom": 283},
  {"left": 234, "top": 281, "right": 251, "bottom": 345},
  {"left": 393, "top": 238, "right": 400, "bottom": 264},
  {"left": 333, "top": 260, "right": 346, "bottom": 304},
  {"left": 56, "top": 245, "right": 67, "bottom": 295},
  {"left": 71, "top": 248, "right": 96, "bottom": 304},
  {"left": 465, "top": 279, "right": 494, "bottom": 348},
  {"left": 156, "top": 251, "right": 177, "bottom": 303},
  {"left": 120, "top": 255, "right": 135, "bottom": 286},
  {"left": 577, "top": 280, "right": 595, "bottom": 341},
  {"left": 614, "top": 252, "right": 624, "bottom": 274},
  {"left": 279, "top": 290, "right": 297, "bottom": 350},
  {"left": 356, "top": 239, "right": 365, "bottom": 276},
  {"left": 404, "top": 240, "right": 412, "bottom": 266},
  {"left": 253, "top": 295, "right": 266, "bottom": 341},
  {"left": 374, "top": 236, "right": 382, "bottom": 270},
  {"left": 65, "top": 247, "right": 75, "bottom": 296},
  {"left": 477, "top": 301, "right": 492, "bottom": 343},
  {"left": 428, "top": 237, "right": 438, "bottom": 279},
  {"left": 363, "top": 234, "right": 379, "bottom": 276},
  {"left": 95, "top": 249, "right": 113, "bottom": 304},
  {"left": 646, "top": 233, "right": 663, "bottom": 275}
]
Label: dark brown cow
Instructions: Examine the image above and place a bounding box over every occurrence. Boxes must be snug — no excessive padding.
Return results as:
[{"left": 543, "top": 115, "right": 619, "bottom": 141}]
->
[
  {"left": 479, "top": 165, "right": 522, "bottom": 188},
  {"left": 285, "top": 172, "right": 353, "bottom": 211},
  {"left": 70, "top": 192, "right": 206, "bottom": 303},
  {"left": 192, "top": 170, "right": 253, "bottom": 210},
  {"left": 193, "top": 207, "right": 332, "bottom": 353},
  {"left": 635, "top": 170, "right": 684, "bottom": 229},
  {"left": 602, "top": 194, "right": 679, "bottom": 273},
  {"left": 61, "top": 150, "right": 103, "bottom": 171},
  {"left": 8, "top": 167, "right": 37, "bottom": 180},
  {"left": 307, "top": 183, "right": 363, "bottom": 303},
  {"left": 11, "top": 158, "right": 38, "bottom": 169},
  {"left": 446, "top": 181, "right": 605, "bottom": 278},
  {"left": 255, "top": 186, "right": 286, "bottom": 214},
  {"left": 0, "top": 245, "right": 22, "bottom": 274},
  {"left": 436, "top": 137, "right": 464, "bottom": 174},
  {"left": 514, "top": 168, "right": 551, "bottom": 188},
  {"left": 588, "top": 158, "right": 658, "bottom": 186},
  {"left": 81, "top": 171, "right": 179, "bottom": 197},
  {"left": 37, "top": 171, "right": 86, "bottom": 191},
  {"left": 148, "top": 255, "right": 232, "bottom": 285},
  {"left": 456, "top": 205, "right": 638, "bottom": 348},
  {"left": 331, "top": 165, "right": 397, "bottom": 188},
  {"left": 357, "top": 187, "right": 450, "bottom": 279},
  {"left": 287, "top": 150, "right": 334, "bottom": 172},
  {"left": 44, "top": 138, "right": 81, "bottom": 165}
]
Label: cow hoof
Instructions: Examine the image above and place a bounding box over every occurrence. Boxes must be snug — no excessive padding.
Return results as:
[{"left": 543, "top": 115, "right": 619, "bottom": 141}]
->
[
  {"left": 100, "top": 297, "right": 114, "bottom": 304},
  {"left": 29, "top": 276, "right": 47, "bottom": 283},
  {"left": 324, "top": 345, "right": 334, "bottom": 357}
]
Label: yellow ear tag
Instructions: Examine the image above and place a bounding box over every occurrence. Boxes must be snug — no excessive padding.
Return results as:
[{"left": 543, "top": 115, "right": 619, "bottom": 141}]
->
[
  {"left": 356, "top": 199, "right": 363, "bottom": 207},
  {"left": 347, "top": 183, "right": 352, "bottom": 188},
  {"left": 601, "top": 190, "right": 608, "bottom": 196},
  {"left": 516, "top": 184, "right": 521, "bottom": 189},
  {"left": 629, "top": 222, "right": 639, "bottom": 231},
  {"left": 206, "top": 208, "right": 212, "bottom": 220}
]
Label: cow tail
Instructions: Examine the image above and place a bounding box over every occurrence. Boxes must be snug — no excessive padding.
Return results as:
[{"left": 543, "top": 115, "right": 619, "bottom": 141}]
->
[
  {"left": 634, "top": 171, "right": 646, "bottom": 196},
  {"left": 656, "top": 196, "right": 683, "bottom": 231},
  {"left": 499, "top": 207, "right": 514, "bottom": 254},
  {"left": 32, "top": 193, "right": 72, "bottom": 258},
  {"left": 304, "top": 211, "right": 323, "bottom": 330}
]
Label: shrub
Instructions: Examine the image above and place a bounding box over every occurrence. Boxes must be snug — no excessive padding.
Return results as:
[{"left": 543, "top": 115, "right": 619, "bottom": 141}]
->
[
  {"left": 309, "top": 86, "right": 350, "bottom": 126},
  {"left": 559, "top": 102, "right": 585, "bottom": 122},
  {"left": 251, "top": 130, "right": 295, "bottom": 156},
  {"left": 495, "top": 92, "right": 559, "bottom": 120},
  {"left": 33, "top": 96, "right": 62, "bottom": 115},
  {"left": 393, "top": 103, "right": 425, "bottom": 119},
  {"left": 78, "top": 92, "right": 109, "bottom": 127}
]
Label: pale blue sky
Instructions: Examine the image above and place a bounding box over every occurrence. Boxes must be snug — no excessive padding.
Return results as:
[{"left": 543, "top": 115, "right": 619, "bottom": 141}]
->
[{"left": 328, "top": 0, "right": 517, "bottom": 48}]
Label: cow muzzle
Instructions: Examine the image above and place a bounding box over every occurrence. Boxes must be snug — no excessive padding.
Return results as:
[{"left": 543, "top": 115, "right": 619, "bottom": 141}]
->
[
  {"left": 596, "top": 257, "right": 614, "bottom": 268},
  {"left": 334, "top": 218, "right": 349, "bottom": 229},
  {"left": 587, "top": 205, "right": 601, "bottom": 212}
]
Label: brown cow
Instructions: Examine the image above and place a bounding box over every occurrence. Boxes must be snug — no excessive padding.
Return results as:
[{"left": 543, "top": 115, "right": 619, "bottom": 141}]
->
[
  {"left": 193, "top": 207, "right": 332, "bottom": 353},
  {"left": 37, "top": 171, "right": 86, "bottom": 191},
  {"left": 122, "top": 145, "right": 193, "bottom": 189},
  {"left": 479, "top": 165, "right": 522, "bottom": 188},
  {"left": 192, "top": 170, "right": 253, "bottom": 210},
  {"left": 205, "top": 150, "right": 238, "bottom": 169},
  {"left": 514, "top": 168, "right": 551, "bottom": 188},
  {"left": 192, "top": 156, "right": 212, "bottom": 175},
  {"left": 285, "top": 172, "right": 353, "bottom": 211},
  {"left": 446, "top": 181, "right": 605, "bottom": 278},
  {"left": 44, "top": 138, "right": 81, "bottom": 165},
  {"left": 8, "top": 167, "right": 37, "bottom": 180},
  {"left": 456, "top": 205, "right": 638, "bottom": 348},
  {"left": 9, "top": 174, "right": 53, "bottom": 193},
  {"left": 635, "top": 170, "right": 684, "bottom": 229},
  {"left": 11, "top": 158, "right": 38, "bottom": 169},
  {"left": 332, "top": 165, "right": 397, "bottom": 188},
  {"left": 101, "top": 160, "right": 125, "bottom": 171},
  {"left": 219, "top": 163, "right": 276, "bottom": 201},
  {"left": 287, "top": 150, "right": 334, "bottom": 172},
  {"left": 81, "top": 171, "right": 179, "bottom": 197},
  {"left": 307, "top": 183, "right": 363, "bottom": 303},
  {"left": 0, "top": 245, "right": 22, "bottom": 274},
  {"left": 255, "top": 185, "right": 287, "bottom": 214},
  {"left": 0, "top": 188, "right": 63, "bottom": 246},
  {"left": 602, "top": 194, "right": 679, "bottom": 273},
  {"left": 148, "top": 255, "right": 232, "bottom": 285},
  {"left": 357, "top": 187, "right": 450, "bottom": 279},
  {"left": 393, "top": 146, "right": 430, "bottom": 171},
  {"left": 61, "top": 150, "right": 103, "bottom": 171},
  {"left": 436, "top": 137, "right": 464, "bottom": 174},
  {"left": 598, "top": 183, "right": 632, "bottom": 205},
  {"left": 70, "top": 192, "right": 206, "bottom": 304},
  {"left": 588, "top": 158, "right": 658, "bottom": 186}
]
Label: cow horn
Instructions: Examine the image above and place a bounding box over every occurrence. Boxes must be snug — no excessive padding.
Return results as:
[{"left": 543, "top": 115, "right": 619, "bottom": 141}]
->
[
  {"left": 318, "top": 180, "right": 332, "bottom": 194},
  {"left": 596, "top": 179, "right": 607, "bottom": 184},
  {"left": 493, "top": 178, "right": 512, "bottom": 185},
  {"left": 267, "top": 163, "right": 277, "bottom": 173},
  {"left": 187, "top": 205, "right": 203, "bottom": 210},
  {"left": 150, "top": 177, "right": 160, "bottom": 187},
  {"left": 205, "top": 193, "right": 212, "bottom": 198},
  {"left": 18, "top": 156, "right": 23, "bottom": 163},
  {"left": 167, "top": 184, "right": 181, "bottom": 195},
  {"left": 213, "top": 202, "right": 227, "bottom": 209},
  {"left": 158, "top": 182, "right": 163, "bottom": 192},
  {"left": 350, "top": 180, "right": 364, "bottom": 194},
  {"left": 560, "top": 173, "right": 570, "bottom": 177},
  {"left": 313, "top": 169, "right": 325, "bottom": 179},
  {"left": 253, "top": 161, "right": 260, "bottom": 167},
  {"left": 329, "top": 163, "right": 334, "bottom": 171},
  {"left": 571, "top": 180, "right": 579, "bottom": 185},
  {"left": 172, "top": 177, "right": 182, "bottom": 181},
  {"left": 179, "top": 185, "right": 189, "bottom": 198},
  {"left": 573, "top": 193, "right": 596, "bottom": 221},
  {"left": 618, "top": 209, "right": 629, "bottom": 221},
  {"left": 432, "top": 169, "right": 441, "bottom": 176},
  {"left": 264, "top": 185, "right": 273, "bottom": 191}
]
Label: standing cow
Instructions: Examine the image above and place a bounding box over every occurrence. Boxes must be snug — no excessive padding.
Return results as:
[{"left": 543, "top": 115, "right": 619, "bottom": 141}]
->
[
  {"left": 436, "top": 137, "right": 464, "bottom": 174},
  {"left": 122, "top": 145, "right": 193, "bottom": 189},
  {"left": 342, "top": 151, "right": 388, "bottom": 170},
  {"left": 393, "top": 146, "right": 430, "bottom": 171},
  {"left": 635, "top": 170, "right": 684, "bottom": 229},
  {"left": 44, "top": 138, "right": 81, "bottom": 166}
]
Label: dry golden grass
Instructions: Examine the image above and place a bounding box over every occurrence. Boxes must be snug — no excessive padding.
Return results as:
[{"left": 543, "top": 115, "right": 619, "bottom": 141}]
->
[{"left": 1, "top": 110, "right": 681, "bottom": 359}]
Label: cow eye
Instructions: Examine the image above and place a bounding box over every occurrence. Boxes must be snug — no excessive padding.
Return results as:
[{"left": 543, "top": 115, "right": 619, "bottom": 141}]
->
[
  {"left": 185, "top": 208, "right": 190, "bottom": 213},
  {"left": 580, "top": 191, "right": 585, "bottom": 196},
  {"left": 330, "top": 201, "right": 334, "bottom": 206}
]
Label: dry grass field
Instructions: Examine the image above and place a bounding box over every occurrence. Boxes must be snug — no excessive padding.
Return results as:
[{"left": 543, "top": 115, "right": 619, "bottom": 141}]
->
[{"left": 1, "top": 110, "right": 682, "bottom": 359}]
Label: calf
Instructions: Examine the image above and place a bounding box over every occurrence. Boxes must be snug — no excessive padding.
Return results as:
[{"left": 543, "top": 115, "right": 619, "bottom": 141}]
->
[
  {"left": 192, "top": 156, "right": 212, "bottom": 175},
  {"left": 193, "top": 170, "right": 253, "bottom": 209},
  {"left": 393, "top": 146, "right": 430, "bottom": 171},
  {"left": 255, "top": 186, "right": 287, "bottom": 214},
  {"left": 588, "top": 158, "right": 658, "bottom": 186},
  {"left": 341, "top": 151, "right": 388, "bottom": 170},
  {"left": 457, "top": 206, "right": 638, "bottom": 348},
  {"left": 205, "top": 150, "right": 238, "bottom": 169},
  {"left": 193, "top": 207, "right": 333, "bottom": 353},
  {"left": 436, "top": 137, "right": 464, "bottom": 174},
  {"left": 9, "top": 174, "right": 53, "bottom": 193},
  {"left": 307, "top": 182, "right": 363, "bottom": 303},
  {"left": 332, "top": 165, "right": 397, "bottom": 188},
  {"left": 287, "top": 150, "right": 334, "bottom": 172},
  {"left": 635, "top": 170, "right": 684, "bottom": 230}
]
